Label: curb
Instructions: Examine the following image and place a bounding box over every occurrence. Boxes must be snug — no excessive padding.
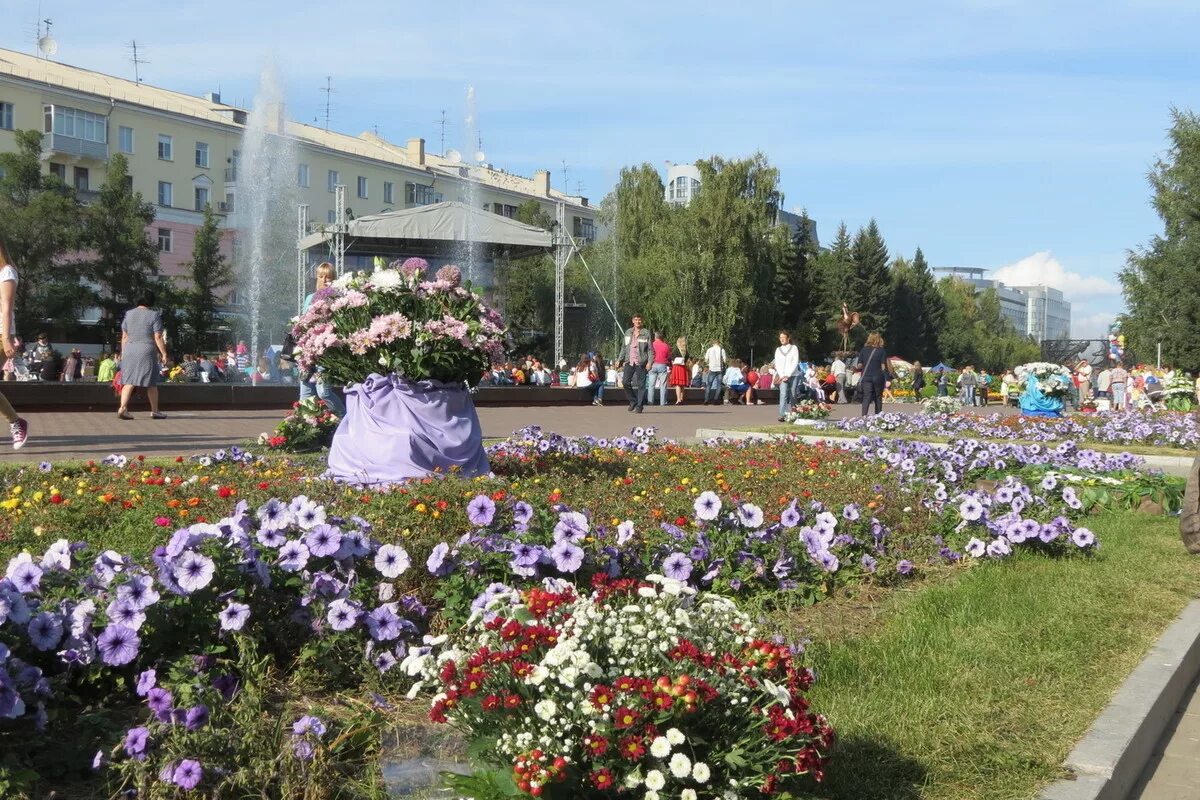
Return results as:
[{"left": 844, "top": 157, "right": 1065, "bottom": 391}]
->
[
  {"left": 693, "top": 429, "right": 1193, "bottom": 477},
  {"left": 1038, "top": 600, "right": 1200, "bottom": 800}
]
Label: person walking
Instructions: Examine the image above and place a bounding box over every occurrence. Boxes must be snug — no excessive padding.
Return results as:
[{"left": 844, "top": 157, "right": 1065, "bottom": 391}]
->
[
  {"left": 299, "top": 262, "right": 347, "bottom": 416},
  {"left": 911, "top": 361, "right": 925, "bottom": 401},
  {"left": 830, "top": 354, "right": 848, "bottom": 404},
  {"left": 857, "top": 332, "right": 890, "bottom": 416},
  {"left": 648, "top": 331, "right": 671, "bottom": 407},
  {"left": 1110, "top": 363, "right": 1129, "bottom": 410},
  {"left": 936, "top": 367, "right": 949, "bottom": 397},
  {"left": 622, "top": 314, "right": 652, "bottom": 413},
  {"left": 773, "top": 331, "right": 799, "bottom": 421},
  {"left": 668, "top": 337, "right": 690, "bottom": 405},
  {"left": 702, "top": 338, "right": 726, "bottom": 406},
  {"left": 0, "top": 238, "right": 30, "bottom": 448},
  {"left": 116, "top": 290, "right": 171, "bottom": 420}
]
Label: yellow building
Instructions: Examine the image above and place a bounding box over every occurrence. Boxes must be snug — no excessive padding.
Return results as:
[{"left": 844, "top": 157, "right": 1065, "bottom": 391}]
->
[{"left": 0, "top": 47, "right": 597, "bottom": 302}]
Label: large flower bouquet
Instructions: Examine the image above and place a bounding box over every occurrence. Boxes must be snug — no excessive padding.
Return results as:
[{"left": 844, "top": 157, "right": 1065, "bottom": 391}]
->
[
  {"left": 257, "top": 397, "right": 340, "bottom": 452},
  {"left": 404, "top": 574, "right": 834, "bottom": 799},
  {"left": 786, "top": 399, "right": 832, "bottom": 422},
  {"left": 291, "top": 258, "right": 507, "bottom": 387},
  {"left": 1013, "top": 362, "right": 1073, "bottom": 398},
  {"left": 1161, "top": 372, "right": 1195, "bottom": 411}
]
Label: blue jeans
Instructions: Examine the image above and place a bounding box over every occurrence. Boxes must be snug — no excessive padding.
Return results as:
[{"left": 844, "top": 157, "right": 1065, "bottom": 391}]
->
[
  {"left": 962, "top": 386, "right": 976, "bottom": 406},
  {"left": 703, "top": 370, "right": 722, "bottom": 403},
  {"left": 647, "top": 363, "right": 670, "bottom": 406},
  {"left": 299, "top": 376, "right": 346, "bottom": 417},
  {"left": 1112, "top": 384, "right": 1126, "bottom": 409},
  {"left": 777, "top": 376, "right": 796, "bottom": 417}
]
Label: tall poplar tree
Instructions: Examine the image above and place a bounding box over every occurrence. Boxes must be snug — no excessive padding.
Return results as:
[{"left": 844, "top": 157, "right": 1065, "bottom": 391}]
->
[{"left": 184, "top": 204, "right": 233, "bottom": 353}]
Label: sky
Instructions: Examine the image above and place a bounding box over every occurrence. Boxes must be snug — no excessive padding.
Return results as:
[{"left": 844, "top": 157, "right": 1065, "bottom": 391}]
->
[{"left": 2, "top": 0, "right": 1196, "bottom": 339}]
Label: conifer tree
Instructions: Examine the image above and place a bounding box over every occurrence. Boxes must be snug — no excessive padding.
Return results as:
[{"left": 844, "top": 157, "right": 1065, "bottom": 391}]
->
[{"left": 184, "top": 204, "right": 232, "bottom": 353}]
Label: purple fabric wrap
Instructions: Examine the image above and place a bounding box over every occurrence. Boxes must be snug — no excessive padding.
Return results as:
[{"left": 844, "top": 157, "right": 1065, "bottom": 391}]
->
[{"left": 327, "top": 373, "right": 490, "bottom": 485}]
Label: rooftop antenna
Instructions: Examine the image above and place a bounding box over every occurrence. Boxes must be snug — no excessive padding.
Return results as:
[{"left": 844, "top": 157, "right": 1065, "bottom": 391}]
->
[
  {"left": 561, "top": 159, "right": 570, "bottom": 193},
  {"left": 319, "top": 76, "right": 335, "bottom": 130},
  {"left": 126, "top": 40, "right": 149, "bottom": 83},
  {"left": 36, "top": 16, "right": 57, "bottom": 60},
  {"left": 575, "top": 179, "right": 585, "bottom": 196},
  {"left": 434, "top": 110, "right": 447, "bottom": 155},
  {"left": 474, "top": 132, "right": 485, "bottom": 165}
]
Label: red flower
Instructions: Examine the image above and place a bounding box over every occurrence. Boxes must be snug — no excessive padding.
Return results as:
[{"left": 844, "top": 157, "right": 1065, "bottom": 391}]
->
[
  {"left": 481, "top": 694, "right": 501, "bottom": 711},
  {"left": 590, "top": 768, "right": 614, "bottom": 790},
  {"left": 613, "top": 706, "right": 640, "bottom": 729},
  {"left": 618, "top": 736, "right": 646, "bottom": 760},
  {"left": 589, "top": 684, "right": 615, "bottom": 709},
  {"left": 583, "top": 735, "right": 609, "bottom": 756}
]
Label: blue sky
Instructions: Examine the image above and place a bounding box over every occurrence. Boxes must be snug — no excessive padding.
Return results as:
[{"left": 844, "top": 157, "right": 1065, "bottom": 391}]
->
[{"left": 3, "top": 0, "right": 1196, "bottom": 337}]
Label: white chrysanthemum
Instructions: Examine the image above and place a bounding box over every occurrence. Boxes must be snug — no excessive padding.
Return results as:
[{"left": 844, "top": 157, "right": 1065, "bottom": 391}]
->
[
  {"left": 692, "top": 761, "right": 711, "bottom": 783},
  {"left": 665, "top": 727, "right": 686, "bottom": 746},
  {"left": 681, "top": 790, "right": 698, "bottom": 800},
  {"left": 644, "top": 770, "right": 665, "bottom": 791},
  {"left": 534, "top": 699, "right": 557, "bottom": 721},
  {"left": 644, "top": 792, "right": 659, "bottom": 800},
  {"left": 526, "top": 665, "right": 549, "bottom": 685},
  {"left": 669, "top": 752, "right": 692, "bottom": 779},
  {"left": 370, "top": 268, "right": 403, "bottom": 289},
  {"left": 649, "top": 736, "right": 671, "bottom": 758}
]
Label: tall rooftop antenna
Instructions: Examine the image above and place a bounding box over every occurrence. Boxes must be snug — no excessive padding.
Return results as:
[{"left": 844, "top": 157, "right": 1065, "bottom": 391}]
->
[
  {"left": 575, "top": 179, "right": 585, "bottom": 196},
  {"left": 319, "top": 76, "right": 335, "bottom": 130},
  {"left": 35, "top": 14, "right": 57, "bottom": 61},
  {"left": 561, "top": 159, "right": 570, "bottom": 193},
  {"left": 434, "top": 110, "right": 447, "bottom": 155},
  {"left": 126, "top": 40, "right": 149, "bottom": 83}
]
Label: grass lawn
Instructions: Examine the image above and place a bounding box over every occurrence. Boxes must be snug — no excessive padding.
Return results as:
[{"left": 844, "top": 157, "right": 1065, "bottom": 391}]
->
[
  {"left": 729, "top": 425, "right": 1195, "bottom": 459},
  {"left": 783, "top": 511, "right": 1200, "bottom": 800}
]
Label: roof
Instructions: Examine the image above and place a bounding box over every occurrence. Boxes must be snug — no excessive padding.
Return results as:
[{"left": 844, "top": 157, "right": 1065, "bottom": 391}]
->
[
  {"left": 297, "top": 201, "right": 553, "bottom": 256},
  {"left": 0, "top": 47, "right": 592, "bottom": 210}
]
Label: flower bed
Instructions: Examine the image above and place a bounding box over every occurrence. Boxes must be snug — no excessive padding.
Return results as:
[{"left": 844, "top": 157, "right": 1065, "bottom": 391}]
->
[
  {"left": 813, "top": 408, "right": 1200, "bottom": 450},
  {"left": 258, "top": 397, "right": 340, "bottom": 452}
]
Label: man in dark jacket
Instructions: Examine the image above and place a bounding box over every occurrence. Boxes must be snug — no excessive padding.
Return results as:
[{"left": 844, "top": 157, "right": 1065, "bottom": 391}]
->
[{"left": 622, "top": 315, "right": 653, "bottom": 413}]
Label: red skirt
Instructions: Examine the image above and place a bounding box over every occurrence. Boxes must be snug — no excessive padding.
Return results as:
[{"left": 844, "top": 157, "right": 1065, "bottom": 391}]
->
[{"left": 669, "top": 364, "right": 690, "bottom": 387}]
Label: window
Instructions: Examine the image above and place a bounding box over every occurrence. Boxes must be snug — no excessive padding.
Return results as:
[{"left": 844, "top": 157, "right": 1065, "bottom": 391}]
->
[
  {"left": 73, "top": 166, "right": 89, "bottom": 193},
  {"left": 0, "top": 102, "right": 13, "bottom": 130},
  {"left": 45, "top": 105, "right": 107, "bottom": 143},
  {"left": 49, "top": 162, "right": 66, "bottom": 181},
  {"left": 573, "top": 217, "right": 596, "bottom": 242},
  {"left": 356, "top": 176, "right": 368, "bottom": 199},
  {"left": 327, "top": 169, "right": 339, "bottom": 192},
  {"left": 383, "top": 181, "right": 394, "bottom": 204},
  {"left": 195, "top": 141, "right": 209, "bottom": 168},
  {"left": 157, "top": 228, "right": 173, "bottom": 253},
  {"left": 118, "top": 126, "right": 134, "bottom": 154},
  {"left": 298, "top": 163, "right": 310, "bottom": 188},
  {"left": 404, "top": 182, "right": 440, "bottom": 206},
  {"left": 157, "top": 181, "right": 173, "bottom": 207},
  {"left": 327, "top": 209, "right": 336, "bottom": 224},
  {"left": 194, "top": 186, "right": 209, "bottom": 211},
  {"left": 158, "top": 134, "right": 173, "bottom": 161}
]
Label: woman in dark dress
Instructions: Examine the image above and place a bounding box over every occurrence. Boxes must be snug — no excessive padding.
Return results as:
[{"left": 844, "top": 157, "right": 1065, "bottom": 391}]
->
[
  {"left": 911, "top": 360, "right": 925, "bottom": 401},
  {"left": 857, "top": 332, "right": 890, "bottom": 416},
  {"left": 117, "top": 290, "right": 171, "bottom": 420}
]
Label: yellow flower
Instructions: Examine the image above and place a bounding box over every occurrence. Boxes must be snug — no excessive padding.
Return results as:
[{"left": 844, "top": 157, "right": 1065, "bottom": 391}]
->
[
  {"left": 680, "top": 477, "right": 690, "bottom": 485},
  {"left": 33, "top": 491, "right": 44, "bottom": 502},
  {"left": 415, "top": 503, "right": 427, "bottom": 513},
  {"left": 1, "top": 498, "right": 19, "bottom": 510},
  {"left": 10, "top": 485, "right": 22, "bottom": 495},
  {"left": 33, "top": 525, "right": 44, "bottom": 537}
]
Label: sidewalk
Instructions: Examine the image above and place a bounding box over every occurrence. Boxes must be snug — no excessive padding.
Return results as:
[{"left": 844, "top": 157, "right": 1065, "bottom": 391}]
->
[{"left": 1128, "top": 676, "right": 1200, "bottom": 799}]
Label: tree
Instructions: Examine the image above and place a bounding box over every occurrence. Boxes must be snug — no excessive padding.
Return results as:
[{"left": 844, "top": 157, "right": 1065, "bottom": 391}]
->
[
  {"left": 1119, "top": 108, "right": 1200, "bottom": 370},
  {"left": 774, "top": 210, "right": 821, "bottom": 351},
  {"left": 848, "top": 220, "right": 892, "bottom": 335},
  {"left": 887, "top": 247, "right": 945, "bottom": 362},
  {"left": 0, "top": 129, "right": 89, "bottom": 335},
  {"left": 84, "top": 154, "right": 161, "bottom": 346},
  {"left": 937, "top": 278, "right": 1038, "bottom": 372},
  {"left": 910, "top": 247, "right": 946, "bottom": 362},
  {"left": 183, "top": 204, "right": 232, "bottom": 353},
  {"left": 807, "top": 223, "right": 854, "bottom": 355}
]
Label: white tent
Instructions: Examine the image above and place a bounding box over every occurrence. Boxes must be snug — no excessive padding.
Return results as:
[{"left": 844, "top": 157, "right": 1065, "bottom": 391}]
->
[{"left": 297, "top": 201, "right": 552, "bottom": 257}]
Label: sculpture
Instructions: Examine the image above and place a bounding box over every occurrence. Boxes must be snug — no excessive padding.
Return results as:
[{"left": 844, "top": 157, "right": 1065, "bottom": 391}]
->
[{"left": 837, "top": 304, "right": 861, "bottom": 353}]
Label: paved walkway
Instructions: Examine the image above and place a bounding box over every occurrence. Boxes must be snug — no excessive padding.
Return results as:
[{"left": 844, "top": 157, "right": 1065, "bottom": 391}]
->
[
  {"left": 0, "top": 399, "right": 1020, "bottom": 463},
  {"left": 1128, "top": 676, "right": 1200, "bottom": 800}
]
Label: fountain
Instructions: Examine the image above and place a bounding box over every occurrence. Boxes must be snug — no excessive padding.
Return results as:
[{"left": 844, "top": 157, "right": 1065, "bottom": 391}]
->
[
  {"left": 461, "top": 86, "right": 483, "bottom": 287},
  {"left": 232, "top": 63, "right": 299, "bottom": 368}
]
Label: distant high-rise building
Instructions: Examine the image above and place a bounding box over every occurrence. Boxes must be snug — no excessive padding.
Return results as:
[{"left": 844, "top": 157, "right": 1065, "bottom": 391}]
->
[
  {"left": 933, "top": 267, "right": 1029, "bottom": 334},
  {"left": 933, "top": 267, "right": 1072, "bottom": 341},
  {"left": 662, "top": 161, "right": 818, "bottom": 245}
]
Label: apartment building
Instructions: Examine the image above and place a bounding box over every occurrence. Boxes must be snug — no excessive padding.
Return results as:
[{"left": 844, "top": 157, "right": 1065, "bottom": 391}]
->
[{"left": 0, "top": 47, "right": 597, "bottom": 298}]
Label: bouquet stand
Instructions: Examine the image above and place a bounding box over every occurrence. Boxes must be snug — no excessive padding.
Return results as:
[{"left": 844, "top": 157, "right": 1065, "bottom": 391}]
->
[{"left": 327, "top": 373, "right": 490, "bottom": 485}]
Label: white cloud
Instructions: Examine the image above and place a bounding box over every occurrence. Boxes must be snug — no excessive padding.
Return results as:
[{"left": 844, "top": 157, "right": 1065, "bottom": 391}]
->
[
  {"left": 992, "top": 251, "right": 1119, "bottom": 298},
  {"left": 1073, "top": 310, "right": 1117, "bottom": 339}
]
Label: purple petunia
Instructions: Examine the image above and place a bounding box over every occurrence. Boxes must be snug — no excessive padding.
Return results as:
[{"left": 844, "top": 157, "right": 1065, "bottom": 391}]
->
[
  {"left": 964, "top": 538, "right": 986, "bottom": 558},
  {"left": 171, "top": 759, "right": 203, "bottom": 790},
  {"left": 467, "top": 495, "right": 497, "bottom": 526},
  {"left": 27, "top": 612, "right": 63, "bottom": 651},
  {"left": 107, "top": 599, "right": 146, "bottom": 630},
  {"left": 694, "top": 491, "right": 722, "bottom": 521},
  {"left": 293, "top": 715, "right": 327, "bottom": 737},
  {"left": 896, "top": 560, "right": 914, "bottom": 575},
  {"left": 136, "top": 669, "right": 157, "bottom": 697},
  {"left": 304, "top": 525, "right": 342, "bottom": 558},
  {"left": 780, "top": 504, "right": 801, "bottom": 528},
  {"left": 124, "top": 726, "right": 150, "bottom": 760},
  {"left": 97, "top": 624, "right": 140, "bottom": 666},
  {"left": 426, "top": 543, "right": 454, "bottom": 577},
  {"left": 184, "top": 705, "right": 209, "bottom": 732},
  {"left": 374, "top": 544, "right": 410, "bottom": 578},
  {"left": 277, "top": 540, "right": 310, "bottom": 573},
  {"left": 737, "top": 503, "right": 764, "bottom": 529},
  {"left": 512, "top": 501, "right": 534, "bottom": 525},
  {"left": 616, "top": 520, "right": 636, "bottom": 545},
  {"left": 146, "top": 687, "right": 174, "bottom": 714},
  {"left": 662, "top": 552, "right": 693, "bottom": 581},
  {"left": 550, "top": 540, "right": 584, "bottom": 574},
  {"left": 958, "top": 497, "right": 985, "bottom": 522},
  {"left": 117, "top": 575, "right": 160, "bottom": 610},
  {"left": 219, "top": 602, "right": 251, "bottom": 632},
  {"left": 365, "top": 604, "right": 402, "bottom": 641},
  {"left": 326, "top": 599, "right": 360, "bottom": 631},
  {"left": 172, "top": 552, "right": 215, "bottom": 594},
  {"left": 1071, "top": 527, "right": 1096, "bottom": 548},
  {"left": 7, "top": 559, "right": 42, "bottom": 594}
]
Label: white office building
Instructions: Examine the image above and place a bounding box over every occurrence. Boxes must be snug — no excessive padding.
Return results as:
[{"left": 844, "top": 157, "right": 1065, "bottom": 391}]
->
[
  {"left": 1015, "top": 284, "right": 1071, "bottom": 341},
  {"left": 934, "top": 267, "right": 1029, "bottom": 334}
]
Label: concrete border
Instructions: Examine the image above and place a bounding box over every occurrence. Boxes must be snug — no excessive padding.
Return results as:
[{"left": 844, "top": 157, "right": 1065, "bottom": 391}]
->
[
  {"left": 1039, "top": 600, "right": 1200, "bottom": 800},
  {"left": 694, "top": 428, "right": 1193, "bottom": 477}
]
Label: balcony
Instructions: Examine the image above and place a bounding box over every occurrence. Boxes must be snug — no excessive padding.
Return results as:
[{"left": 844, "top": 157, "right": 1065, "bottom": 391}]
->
[
  {"left": 42, "top": 132, "right": 107, "bottom": 162},
  {"left": 224, "top": 167, "right": 238, "bottom": 183}
]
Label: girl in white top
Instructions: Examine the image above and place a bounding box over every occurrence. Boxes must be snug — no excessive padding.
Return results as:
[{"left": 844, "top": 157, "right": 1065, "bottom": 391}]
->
[{"left": 0, "top": 237, "right": 30, "bottom": 449}]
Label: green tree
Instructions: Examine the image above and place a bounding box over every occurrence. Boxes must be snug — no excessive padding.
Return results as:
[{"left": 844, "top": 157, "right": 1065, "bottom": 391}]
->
[
  {"left": 84, "top": 154, "right": 161, "bottom": 346},
  {"left": 806, "top": 222, "right": 854, "bottom": 355},
  {"left": 183, "top": 204, "right": 232, "bottom": 353},
  {"left": 888, "top": 247, "right": 945, "bottom": 362},
  {"left": 0, "top": 129, "right": 89, "bottom": 334},
  {"left": 937, "top": 278, "right": 1038, "bottom": 372},
  {"left": 774, "top": 210, "right": 821, "bottom": 351},
  {"left": 1119, "top": 108, "right": 1200, "bottom": 370},
  {"left": 910, "top": 247, "right": 945, "bottom": 363},
  {"left": 848, "top": 219, "right": 893, "bottom": 335}
]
